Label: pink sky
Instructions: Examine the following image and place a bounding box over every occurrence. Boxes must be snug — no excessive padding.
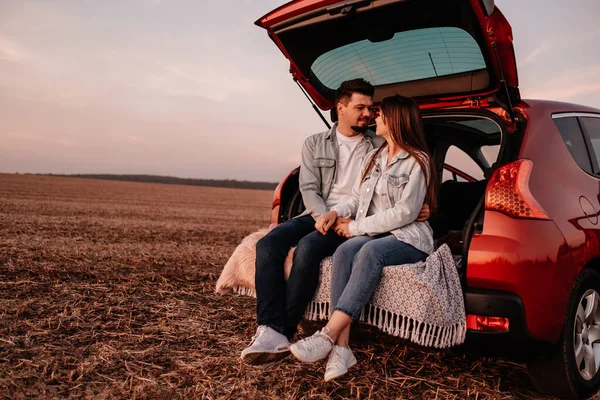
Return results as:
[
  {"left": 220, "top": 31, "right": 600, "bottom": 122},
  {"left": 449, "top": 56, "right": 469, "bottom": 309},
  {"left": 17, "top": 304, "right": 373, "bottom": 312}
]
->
[{"left": 1, "top": 0, "right": 599, "bottom": 181}]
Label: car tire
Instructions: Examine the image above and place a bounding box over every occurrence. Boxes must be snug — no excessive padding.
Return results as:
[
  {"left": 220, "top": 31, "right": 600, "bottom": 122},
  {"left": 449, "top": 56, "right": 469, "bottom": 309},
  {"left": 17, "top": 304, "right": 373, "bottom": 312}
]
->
[
  {"left": 282, "top": 189, "right": 305, "bottom": 222},
  {"left": 527, "top": 268, "right": 600, "bottom": 399}
]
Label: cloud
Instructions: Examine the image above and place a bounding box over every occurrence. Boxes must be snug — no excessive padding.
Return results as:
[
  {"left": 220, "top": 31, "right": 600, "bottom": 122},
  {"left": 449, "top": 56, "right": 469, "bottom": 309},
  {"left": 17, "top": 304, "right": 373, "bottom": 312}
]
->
[
  {"left": 520, "top": 28, "right": 600, "bottom": 66},
  {"left": 520, "top": 42, "right": 551, "bottom": 66},
  {"left": 163, "top": 65, "right": 268, "bottom": 102},
  {"left": 125, "top": 135, "right": 143, "bottom": 143},
  {"left": 522, "top": 64, "right": 600, "bottom": 101},
  {"left": 3, "top": 131, "right": 42, "bottom": 141},
  {"left": 0, "top": 35, "right": 33, "bottom": 62},
  {"left": 141, "top": 0, "right": 162, "bottom": 6}
]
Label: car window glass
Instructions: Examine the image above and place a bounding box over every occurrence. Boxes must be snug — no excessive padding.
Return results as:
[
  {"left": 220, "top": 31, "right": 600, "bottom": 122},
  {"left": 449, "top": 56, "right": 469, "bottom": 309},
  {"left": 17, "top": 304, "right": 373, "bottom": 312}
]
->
[
  {"left": 580, "top": 117, "right": 600, "bottom": 170},
  {"left": 442, "top": 169, "right": 451, "bottom": 182},
  {"left": 553, "top": 117, "right": 593, "bottom": 174},
  {"left": 481, "top": 145, "right": 500, "bottom": 166},
  {"left": 444, "top": 146, "right": 484, "bottom": 181},
  {"left": 311, "top": 27, "right": 486, "bottom": 90},
  {"left": 442, "top": 168, "right": 469, "bottom": 183},
  {"left": 451, "top": 119, "right": 500, "bottom": 135}
]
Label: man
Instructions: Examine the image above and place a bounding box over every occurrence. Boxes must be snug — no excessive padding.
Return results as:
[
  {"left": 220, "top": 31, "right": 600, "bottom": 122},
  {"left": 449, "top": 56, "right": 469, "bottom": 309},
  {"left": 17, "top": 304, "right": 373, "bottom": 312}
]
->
[{"left": 241, "top": 79, "right": 427, "bottom": 366}]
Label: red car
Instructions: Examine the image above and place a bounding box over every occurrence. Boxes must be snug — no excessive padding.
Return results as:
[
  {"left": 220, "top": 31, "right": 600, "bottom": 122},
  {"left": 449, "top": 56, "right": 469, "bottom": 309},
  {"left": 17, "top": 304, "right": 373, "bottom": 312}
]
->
[{"left": 256, "top": 0, "right": 600, "bottom": 398}]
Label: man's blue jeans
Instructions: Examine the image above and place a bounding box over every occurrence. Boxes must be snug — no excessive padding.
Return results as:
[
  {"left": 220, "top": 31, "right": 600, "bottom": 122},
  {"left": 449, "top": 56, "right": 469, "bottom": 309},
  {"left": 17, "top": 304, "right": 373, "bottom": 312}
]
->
[
  {"left": 255, "top": 215, "right": 346, "bottom": 339},
  {"left": 330, "top": 234, "right": 428, "bottom": 320}
]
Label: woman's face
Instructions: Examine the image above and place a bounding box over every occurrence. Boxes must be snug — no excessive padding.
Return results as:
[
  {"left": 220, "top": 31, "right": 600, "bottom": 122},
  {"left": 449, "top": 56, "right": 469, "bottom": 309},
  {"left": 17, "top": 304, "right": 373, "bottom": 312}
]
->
[{"left": 375, "top": 112, "right": 389, "bottom": 139}]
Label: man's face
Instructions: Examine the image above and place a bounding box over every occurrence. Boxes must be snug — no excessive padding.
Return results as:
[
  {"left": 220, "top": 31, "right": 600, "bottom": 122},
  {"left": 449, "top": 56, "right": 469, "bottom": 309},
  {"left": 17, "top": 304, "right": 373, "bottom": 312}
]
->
[{"left": 337, "top": 93, "right": 373, "bottom": 134}]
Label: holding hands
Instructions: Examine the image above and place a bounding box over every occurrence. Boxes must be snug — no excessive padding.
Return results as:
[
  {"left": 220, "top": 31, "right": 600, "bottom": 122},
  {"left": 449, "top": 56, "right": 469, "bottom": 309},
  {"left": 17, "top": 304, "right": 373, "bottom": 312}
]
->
[
  {"left": 315, "top": 210, "right": 338, "bottom": 235},
  {"left": 315, "top": 211, "right": 354, "bottom": 238},
  {"left": 334, "top": 207, "right": 427, "bottom": 236},
  {"left": 333, "top": 218, "right": 352, "bottom": 238},
  {"left": 315, "top": 203, "right": 430, "bottom": 237}
]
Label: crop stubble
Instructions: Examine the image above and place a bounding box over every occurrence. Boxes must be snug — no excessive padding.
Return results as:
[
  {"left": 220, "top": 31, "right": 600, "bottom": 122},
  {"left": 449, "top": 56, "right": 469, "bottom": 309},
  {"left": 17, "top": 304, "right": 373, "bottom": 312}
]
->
[{"left": 0, "top": 173, "right": 567, "bottom": 399}]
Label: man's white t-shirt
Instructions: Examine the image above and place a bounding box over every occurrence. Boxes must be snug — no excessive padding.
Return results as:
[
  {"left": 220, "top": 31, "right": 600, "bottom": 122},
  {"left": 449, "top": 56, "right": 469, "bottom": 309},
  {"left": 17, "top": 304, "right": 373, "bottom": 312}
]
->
[{"left": 325, "top": 130, "right": 370, "bottom": 209}]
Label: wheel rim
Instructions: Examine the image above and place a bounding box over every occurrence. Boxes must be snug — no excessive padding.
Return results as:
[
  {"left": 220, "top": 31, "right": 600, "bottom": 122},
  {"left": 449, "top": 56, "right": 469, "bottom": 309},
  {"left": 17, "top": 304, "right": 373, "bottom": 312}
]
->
[{"left": 574, "top": 289, "right": 600, "bottom": 381}]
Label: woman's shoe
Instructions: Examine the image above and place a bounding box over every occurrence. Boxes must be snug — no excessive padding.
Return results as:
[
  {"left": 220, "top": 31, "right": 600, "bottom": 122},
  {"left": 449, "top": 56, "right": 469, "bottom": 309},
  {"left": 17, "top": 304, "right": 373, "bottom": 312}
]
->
[
  {"left": 324, "top": 345, "right": 357, "bottom": 381},
  {"left": 289, "top": 329, "right": 334, "bottom": 363}
]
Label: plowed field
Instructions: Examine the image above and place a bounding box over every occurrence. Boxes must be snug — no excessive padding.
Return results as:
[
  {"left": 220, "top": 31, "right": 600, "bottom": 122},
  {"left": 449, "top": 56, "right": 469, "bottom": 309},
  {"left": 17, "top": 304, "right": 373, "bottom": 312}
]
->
[{"left": 0, "top": 173, "right": 566, "bottom": 399}]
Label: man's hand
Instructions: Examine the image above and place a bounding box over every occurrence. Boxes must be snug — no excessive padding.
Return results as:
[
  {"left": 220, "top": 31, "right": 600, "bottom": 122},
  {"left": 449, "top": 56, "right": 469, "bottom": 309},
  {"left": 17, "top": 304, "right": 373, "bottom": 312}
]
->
[
  {"left": 416, "top": 203, "right": 430, "bottom": 222},
  {"left": 315, "top": 210, "right": 337, "bottom": 235},
  {"left": 334, "top": 221, "right": 352, "bottom": 238}
]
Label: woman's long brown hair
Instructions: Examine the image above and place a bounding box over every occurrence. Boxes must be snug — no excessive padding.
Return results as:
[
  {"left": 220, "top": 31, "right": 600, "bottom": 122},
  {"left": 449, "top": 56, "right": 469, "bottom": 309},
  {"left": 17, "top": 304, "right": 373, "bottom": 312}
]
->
[{"left": 361, "top": 95, "right": 438, "bottom": 211}]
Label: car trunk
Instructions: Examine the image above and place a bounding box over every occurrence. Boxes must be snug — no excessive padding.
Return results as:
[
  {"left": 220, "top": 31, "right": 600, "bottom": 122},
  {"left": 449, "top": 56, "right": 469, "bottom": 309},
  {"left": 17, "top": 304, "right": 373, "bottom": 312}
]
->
[{"left": 257, "top": 0, "right": 526, "bottom": 282}]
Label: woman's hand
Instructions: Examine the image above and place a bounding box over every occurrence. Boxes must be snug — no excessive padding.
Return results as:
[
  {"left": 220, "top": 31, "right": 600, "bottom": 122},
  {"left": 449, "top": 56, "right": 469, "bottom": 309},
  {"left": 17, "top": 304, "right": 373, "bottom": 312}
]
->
[
  {"left": 335, "top": 221, "right": 352, "bottom": 238},
  {"left": 333, "top": 216, "right": 352, "bottom": 227},
  {"left": 315, "top": 210, "right": 337, "bottom": 235}
]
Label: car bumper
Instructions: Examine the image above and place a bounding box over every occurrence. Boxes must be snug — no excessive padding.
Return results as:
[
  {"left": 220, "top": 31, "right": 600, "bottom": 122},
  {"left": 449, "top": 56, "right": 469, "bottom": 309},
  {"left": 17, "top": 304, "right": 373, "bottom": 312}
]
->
[
  {"left": 464, "top": 288, "right": 555, "bottom": 360},
  {"left": 466, "top": 211, "right": 574, "bottom": 343}
]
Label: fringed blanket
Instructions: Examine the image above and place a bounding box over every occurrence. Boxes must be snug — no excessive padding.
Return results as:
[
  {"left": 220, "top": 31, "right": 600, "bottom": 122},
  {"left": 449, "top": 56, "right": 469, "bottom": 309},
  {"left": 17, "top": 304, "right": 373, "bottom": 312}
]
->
[{"left": 216, "top": 230, "right": 466, "bottom": 348}]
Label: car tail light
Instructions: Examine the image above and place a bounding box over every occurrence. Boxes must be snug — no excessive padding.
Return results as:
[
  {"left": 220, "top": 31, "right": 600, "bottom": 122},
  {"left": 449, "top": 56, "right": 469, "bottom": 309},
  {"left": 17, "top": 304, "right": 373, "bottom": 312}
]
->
[
  {"left": 485, "top": 159, "right": 550, "bottom": 220},
  {"left": 466, "top": 315, "right": 510, "bottom": 332}
]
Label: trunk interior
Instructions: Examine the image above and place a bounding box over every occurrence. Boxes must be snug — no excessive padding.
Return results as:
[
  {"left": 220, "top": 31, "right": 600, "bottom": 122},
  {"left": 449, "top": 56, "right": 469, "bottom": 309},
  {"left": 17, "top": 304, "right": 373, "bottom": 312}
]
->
[{"left": 423, "top": 112, "right": 503, "bottom": 283}]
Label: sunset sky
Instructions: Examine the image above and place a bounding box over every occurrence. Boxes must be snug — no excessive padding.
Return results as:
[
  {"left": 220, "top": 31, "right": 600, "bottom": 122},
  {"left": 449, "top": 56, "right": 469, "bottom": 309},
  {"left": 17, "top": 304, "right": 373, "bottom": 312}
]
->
[{"left": 1, "top": 0, "right": 599, "bottom": 182}]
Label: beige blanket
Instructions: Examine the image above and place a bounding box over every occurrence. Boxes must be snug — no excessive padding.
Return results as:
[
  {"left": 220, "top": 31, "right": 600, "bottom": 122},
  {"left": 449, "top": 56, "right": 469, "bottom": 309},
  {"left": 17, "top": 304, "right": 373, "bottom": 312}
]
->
[{"left": 216, "top": 229, "right": 466, "bottom": 348}]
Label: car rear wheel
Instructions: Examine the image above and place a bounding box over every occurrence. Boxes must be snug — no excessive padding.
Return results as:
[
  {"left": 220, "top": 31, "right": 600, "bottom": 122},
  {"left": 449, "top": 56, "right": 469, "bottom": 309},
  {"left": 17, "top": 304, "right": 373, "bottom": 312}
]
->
[
  {"left": 527, "top": 268, "right": 600, "bottom": 399},
  {"left": 281, "top": 189, "right": 305, "bottom": 222}
]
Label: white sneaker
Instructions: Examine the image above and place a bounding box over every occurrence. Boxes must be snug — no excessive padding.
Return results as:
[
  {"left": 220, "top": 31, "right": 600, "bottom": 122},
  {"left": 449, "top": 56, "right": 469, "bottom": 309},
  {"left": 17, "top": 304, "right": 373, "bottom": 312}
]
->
[
  {"left": 289, "top": 329, "right": 334, "bottom": 363},
  {"left": 324, "top": 345, "right": 357, "bottom": 382},
  {"left": 241, "top": 325, "right": 290, "bottom": 367}
]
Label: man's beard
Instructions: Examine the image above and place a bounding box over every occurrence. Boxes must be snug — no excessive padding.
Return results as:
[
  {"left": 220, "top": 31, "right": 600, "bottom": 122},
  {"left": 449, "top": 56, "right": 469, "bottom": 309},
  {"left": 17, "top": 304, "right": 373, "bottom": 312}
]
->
[{"left": 350, "top": 124, "right": 369, "bottom": 134}]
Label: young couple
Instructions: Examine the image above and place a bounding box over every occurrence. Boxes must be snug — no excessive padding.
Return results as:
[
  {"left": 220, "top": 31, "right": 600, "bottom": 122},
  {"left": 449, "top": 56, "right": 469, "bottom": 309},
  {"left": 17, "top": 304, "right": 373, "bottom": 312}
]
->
[{"left": 241, "top": 79, "right": 437, "bottom": 381}]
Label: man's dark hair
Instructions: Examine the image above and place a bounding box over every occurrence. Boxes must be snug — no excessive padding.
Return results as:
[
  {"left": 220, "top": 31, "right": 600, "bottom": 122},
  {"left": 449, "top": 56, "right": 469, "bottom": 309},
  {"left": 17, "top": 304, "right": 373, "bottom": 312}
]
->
[{"left": 335, "top": 78, "right": 374, "bottom": 106}]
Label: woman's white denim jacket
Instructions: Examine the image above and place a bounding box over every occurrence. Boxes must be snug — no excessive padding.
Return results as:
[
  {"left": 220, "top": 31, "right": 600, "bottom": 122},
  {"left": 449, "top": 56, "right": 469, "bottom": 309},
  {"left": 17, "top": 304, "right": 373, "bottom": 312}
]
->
[{"left": 332, "top": 147, "right": 434, "bottom": 255}]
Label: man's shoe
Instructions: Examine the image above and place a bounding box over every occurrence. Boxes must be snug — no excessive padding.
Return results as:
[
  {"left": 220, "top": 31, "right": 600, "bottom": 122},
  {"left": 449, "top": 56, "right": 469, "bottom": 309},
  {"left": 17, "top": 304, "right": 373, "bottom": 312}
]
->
[
  {"left": 289, "top": 328, "right": 334, "bottom": 363},
  {"left": 324, "top": 345, "right": 357, "bottom": 382},
  {"left": 241, "top": 325, "right": 290, "bottom": 367}
]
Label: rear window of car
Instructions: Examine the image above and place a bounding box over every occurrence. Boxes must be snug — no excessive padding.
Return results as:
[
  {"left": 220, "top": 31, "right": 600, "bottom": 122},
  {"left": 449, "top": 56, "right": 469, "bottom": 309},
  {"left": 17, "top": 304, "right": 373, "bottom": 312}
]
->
[
  {"left": 553, "top": 117, "right": 593, "bottom": 174},
  {"left": 310, "top": 27, "right": 486, "bottom": 90},
  {"left": 579, "top": 117, "right": 600, "bottom": 171}
]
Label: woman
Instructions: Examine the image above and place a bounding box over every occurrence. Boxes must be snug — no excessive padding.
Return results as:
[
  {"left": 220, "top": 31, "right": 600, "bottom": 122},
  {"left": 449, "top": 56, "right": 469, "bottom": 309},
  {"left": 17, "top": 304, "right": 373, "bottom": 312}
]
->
[{"left": 289, "top": 94, "right": 437, "bottom": 381}]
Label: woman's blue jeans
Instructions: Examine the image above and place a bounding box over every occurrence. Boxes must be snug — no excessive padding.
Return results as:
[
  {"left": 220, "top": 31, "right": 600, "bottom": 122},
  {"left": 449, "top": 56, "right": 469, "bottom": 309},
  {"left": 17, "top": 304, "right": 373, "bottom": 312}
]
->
[{"left": 330, "top": 234, "right": 428, "bottom": 320}]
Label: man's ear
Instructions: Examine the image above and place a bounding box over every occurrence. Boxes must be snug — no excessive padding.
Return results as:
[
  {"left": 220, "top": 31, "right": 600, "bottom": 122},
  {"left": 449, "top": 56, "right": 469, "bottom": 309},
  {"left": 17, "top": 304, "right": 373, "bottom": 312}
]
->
[{"left": 336, "top": 102, "right": 344, "bottom": 118}]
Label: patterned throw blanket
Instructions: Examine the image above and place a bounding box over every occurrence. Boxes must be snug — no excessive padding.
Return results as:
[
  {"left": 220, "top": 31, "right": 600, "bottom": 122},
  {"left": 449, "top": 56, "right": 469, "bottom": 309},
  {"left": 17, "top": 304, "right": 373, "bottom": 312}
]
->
[{"left": 216, "top": 230, "right": 466, "bottom": 348}]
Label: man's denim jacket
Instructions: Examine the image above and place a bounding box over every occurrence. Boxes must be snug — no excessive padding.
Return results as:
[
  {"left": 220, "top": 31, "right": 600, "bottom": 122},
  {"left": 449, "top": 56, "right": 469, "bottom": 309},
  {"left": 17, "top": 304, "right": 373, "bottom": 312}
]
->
[
  {"left": 298, "top": 123, "right": 384, "bottom": 219},
  {"left": 332, "top": 147, "right": 434, "bottom": 255}
]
